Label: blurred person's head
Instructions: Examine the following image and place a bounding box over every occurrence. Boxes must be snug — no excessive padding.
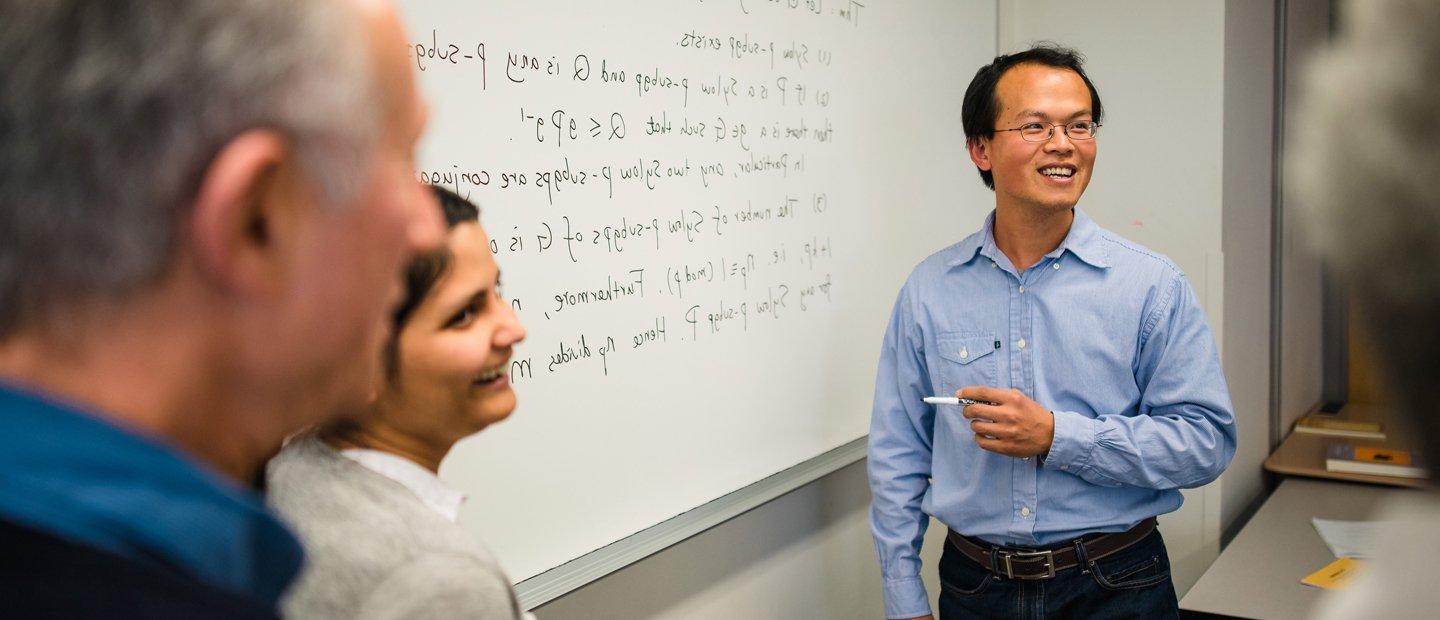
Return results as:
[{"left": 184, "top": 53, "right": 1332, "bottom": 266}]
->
[
  {"left": 323, "top": 186, "right": 527, "bottom": 472},
  {"left": 1294, "top": 0, "right": 1440, "bottom": 468},
  {"left": 0, "top": 0, "right": 444, "bottom": 480}
]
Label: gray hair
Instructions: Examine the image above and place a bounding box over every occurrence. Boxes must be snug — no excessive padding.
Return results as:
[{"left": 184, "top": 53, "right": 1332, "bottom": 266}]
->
[
  {"left": 0, "top": 0, "right": 380, "bottom": 337},
  {"left": 1293, "top": 0, "right": 1440, "bottom": 462}
]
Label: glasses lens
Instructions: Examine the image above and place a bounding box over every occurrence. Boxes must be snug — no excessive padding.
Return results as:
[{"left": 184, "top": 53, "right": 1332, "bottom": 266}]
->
[
  {"left": 1020, "top": 123, "right": 1049, "bottom": 142},
  {"left": 1067, "top": 122, "right": 1097, "bottom": 140}
]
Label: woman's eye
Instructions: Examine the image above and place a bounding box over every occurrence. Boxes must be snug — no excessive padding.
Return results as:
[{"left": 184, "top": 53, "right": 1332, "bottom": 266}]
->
[{"left": 448, "top": 304, "right": 479, "bottom": 329}]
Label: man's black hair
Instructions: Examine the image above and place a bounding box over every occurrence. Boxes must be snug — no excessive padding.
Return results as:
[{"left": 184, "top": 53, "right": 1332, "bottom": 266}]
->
[{"left": 961, "top": 43, "right": 1103, "bottom": 189}]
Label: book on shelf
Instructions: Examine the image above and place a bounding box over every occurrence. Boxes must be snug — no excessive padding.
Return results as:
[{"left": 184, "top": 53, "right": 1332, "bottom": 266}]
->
[
  {"left": 1325, "top": 443, "right": 1427, "bottom": 479},
  {"left": 1294, "top": 415, "right": 1385, "bottom": 439}
]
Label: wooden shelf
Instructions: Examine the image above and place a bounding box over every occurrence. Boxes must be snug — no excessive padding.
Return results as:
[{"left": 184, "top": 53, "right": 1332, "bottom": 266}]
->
[{"left": 1263, "top": 402, "right": 1429, "bottom": 489}]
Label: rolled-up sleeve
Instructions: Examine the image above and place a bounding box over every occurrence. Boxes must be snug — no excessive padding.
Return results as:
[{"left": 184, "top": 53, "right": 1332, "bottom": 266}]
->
[
  {"left": 868, "top": 284, "right": 937, "bottom": 618},
  {"left": 1044, "top": 273, "right": 1236, "bottom": 490}
]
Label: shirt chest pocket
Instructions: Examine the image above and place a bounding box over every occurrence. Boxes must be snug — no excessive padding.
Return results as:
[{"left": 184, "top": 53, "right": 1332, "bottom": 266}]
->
[{"left": 934, "top": 332, "right": 1000, "bottom": 391}]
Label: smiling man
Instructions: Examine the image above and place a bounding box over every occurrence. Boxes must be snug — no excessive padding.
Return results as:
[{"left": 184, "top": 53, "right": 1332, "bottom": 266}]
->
[{"left": 867, "top": 45, "right": 1235, "bottom": 619}]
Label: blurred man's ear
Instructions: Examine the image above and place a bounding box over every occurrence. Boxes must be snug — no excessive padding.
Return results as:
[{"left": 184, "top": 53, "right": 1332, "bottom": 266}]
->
[{"left": 187, "top": 130, "right": 297, "bottom": 297}]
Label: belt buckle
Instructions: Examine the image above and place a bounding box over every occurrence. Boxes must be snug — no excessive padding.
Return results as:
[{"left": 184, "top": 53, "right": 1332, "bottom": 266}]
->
[{"left": 999, "top": 548, "right": 1056, "bottom": 580}]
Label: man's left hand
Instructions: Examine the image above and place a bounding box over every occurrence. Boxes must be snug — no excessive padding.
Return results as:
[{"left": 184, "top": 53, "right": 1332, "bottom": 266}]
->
[{"left": 957, "top": 386, "right": 1054, "bottom": 458}]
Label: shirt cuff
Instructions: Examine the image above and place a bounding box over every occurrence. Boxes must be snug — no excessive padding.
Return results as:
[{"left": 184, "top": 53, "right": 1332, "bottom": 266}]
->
[
  {"left": 1044, "top": 409, "right": 1100, "bottom": 475},
  {"left": 883, "top": 575, "right": 931, "bottom": 619}
]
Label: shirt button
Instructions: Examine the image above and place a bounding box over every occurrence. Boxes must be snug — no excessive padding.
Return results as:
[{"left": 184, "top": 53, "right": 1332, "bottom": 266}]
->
[
  {"left": 1021, "top": 506, "right": 1032, "bottom": 517},
  {"left": 1017, "top": 338, "right": 1027, "bottom": 349},
  {"left": 991, "top": 262, "right": 998, "bottom": 268},
  {"left": 1019, "top": 285, "right": 1026, "bottom": 294},
  {"left": 1060, "top": 465, "right": 1069, "bottom": 471},
  {"left": 959, "top": 348, "right": 969, "bottom": 359},
  {"left": 1052, "top": 262, "right": 1061, "bottom": 270}
]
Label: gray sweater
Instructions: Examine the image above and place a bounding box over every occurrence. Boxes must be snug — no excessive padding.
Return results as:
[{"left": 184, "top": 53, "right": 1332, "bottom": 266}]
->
[{"left": 267, "top": 436, "right": 522, "bottom": 619}]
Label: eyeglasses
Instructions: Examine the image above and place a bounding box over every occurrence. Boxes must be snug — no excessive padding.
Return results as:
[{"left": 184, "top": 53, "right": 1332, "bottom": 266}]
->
[{"left": 993, "top": 121, "right": 1101, "bottom": 142}]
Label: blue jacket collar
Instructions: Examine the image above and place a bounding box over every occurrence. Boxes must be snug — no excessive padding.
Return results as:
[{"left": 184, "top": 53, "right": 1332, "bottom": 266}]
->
[{"left": 0, "top": 381, "right": 303, "bottom": 605}]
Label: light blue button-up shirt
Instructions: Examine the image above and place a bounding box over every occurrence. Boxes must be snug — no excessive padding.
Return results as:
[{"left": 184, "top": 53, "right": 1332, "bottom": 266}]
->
[{"left": 868, "top": 209, "right": 1235, "bottom": 618}]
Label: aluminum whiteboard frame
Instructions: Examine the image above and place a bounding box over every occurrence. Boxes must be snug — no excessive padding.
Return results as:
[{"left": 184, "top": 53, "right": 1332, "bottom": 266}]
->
[{"left": 515, "top": 436, "right": 868, "bottom": 609}]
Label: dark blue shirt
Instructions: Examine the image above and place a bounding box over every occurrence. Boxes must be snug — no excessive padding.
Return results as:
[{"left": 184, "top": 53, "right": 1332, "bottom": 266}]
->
[{"left": 0, "top": 381, "right": 303, "bottom": 605}]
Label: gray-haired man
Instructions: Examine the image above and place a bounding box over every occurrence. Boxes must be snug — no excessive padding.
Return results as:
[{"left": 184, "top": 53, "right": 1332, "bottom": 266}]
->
[{"left": 0, "top": 0, "right": 442, "bottom": 616}]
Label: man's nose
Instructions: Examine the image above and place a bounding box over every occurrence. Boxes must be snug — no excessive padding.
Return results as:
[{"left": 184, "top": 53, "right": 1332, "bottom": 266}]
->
[{"left": 1043, "top": 127, "right": 1074, "bottom": 153}]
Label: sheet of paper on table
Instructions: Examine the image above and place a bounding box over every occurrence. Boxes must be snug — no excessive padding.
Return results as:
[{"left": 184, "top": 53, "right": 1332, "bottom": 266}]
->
[{"left": 1311, "top": 518, "right": 1383, "bottom": 558}]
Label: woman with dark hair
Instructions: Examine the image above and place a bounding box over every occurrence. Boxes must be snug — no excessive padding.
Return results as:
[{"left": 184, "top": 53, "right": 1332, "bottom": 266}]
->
[{"left": 267, "top": 186, "right": 528, "bottom": 619}]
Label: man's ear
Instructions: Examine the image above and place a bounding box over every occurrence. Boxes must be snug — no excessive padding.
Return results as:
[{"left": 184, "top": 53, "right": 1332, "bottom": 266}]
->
[
  {"left": 187, "top": 130, "right": 294, "bottom": 296},
  {"left": 967, "top": 136, "right": 993, "bottom": 172}
]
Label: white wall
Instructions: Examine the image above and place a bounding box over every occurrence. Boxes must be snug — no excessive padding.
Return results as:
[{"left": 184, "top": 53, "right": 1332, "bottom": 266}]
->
[
  {"left": 1221, "top": 0, "right": 1279, "bottom": 540},
  {"left": 533, "top": 461, "right": 882, "bottom": 618},
  {"left": 534, "top": 457, "right": 962, "bottom": 619},
  {"left": 1278, "top": 0, "right": 1331, "bottom": 432}
]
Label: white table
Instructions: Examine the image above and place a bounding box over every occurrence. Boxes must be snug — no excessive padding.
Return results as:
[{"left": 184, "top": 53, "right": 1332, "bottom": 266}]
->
[{"left": 1180, "top": 477, "right": 1416, "bottom": 619}]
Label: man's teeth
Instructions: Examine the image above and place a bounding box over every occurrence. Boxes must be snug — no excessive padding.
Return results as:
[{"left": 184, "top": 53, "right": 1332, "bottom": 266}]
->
[
  {"left": 475, "top": 366, "right": 505, "bottom": 382},
  {"left": 1040, "top": 167, "right": 1075, "bottom": 178}
]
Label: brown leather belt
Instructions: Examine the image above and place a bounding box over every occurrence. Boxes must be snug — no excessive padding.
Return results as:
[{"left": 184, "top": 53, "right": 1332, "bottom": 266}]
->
[{"left": 945, "top": 517, "right": 1157, "bottom": 580}]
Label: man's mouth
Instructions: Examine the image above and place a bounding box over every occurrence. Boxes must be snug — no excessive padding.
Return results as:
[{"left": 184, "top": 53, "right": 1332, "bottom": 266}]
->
[{"left": 1038, "top": 165, "right": 1077, "bottom": 179}]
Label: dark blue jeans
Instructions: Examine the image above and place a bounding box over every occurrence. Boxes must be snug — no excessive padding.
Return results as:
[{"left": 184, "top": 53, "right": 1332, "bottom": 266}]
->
[{"left": 937, "top": 529, "right": 1179, "bottom": 619}]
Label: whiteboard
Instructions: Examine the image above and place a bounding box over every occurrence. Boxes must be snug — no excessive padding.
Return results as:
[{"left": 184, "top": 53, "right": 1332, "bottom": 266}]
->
[{"left": 397, "top": 0, "right": 997, "bottom": 599}]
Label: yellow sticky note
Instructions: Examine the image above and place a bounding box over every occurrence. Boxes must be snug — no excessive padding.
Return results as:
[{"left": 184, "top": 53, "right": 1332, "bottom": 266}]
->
[{"left": 1301, "top": 557, "right": 1365, "bottom": 590}]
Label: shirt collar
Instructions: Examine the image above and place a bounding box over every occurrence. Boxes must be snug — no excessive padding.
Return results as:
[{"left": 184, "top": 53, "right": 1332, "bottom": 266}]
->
[
  {"left": 947, "top": 212, "right": 992, "bottom": 268},
  {"left": 0, "top": 381, "right": 304, "bottom": 606},
  {"left": 340, "top": 448, "right": 467, "bottom": 523},
  {"left": 948, "top": 208, "right": 1110, "bottom": 269},
  {"left": 1052, "top": 208, "right": 1110, "bottom": 268}
]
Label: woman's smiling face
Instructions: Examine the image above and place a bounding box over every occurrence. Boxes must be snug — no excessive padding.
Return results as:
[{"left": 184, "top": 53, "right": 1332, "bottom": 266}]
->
[{"left": 379, "top": 221, "right": 526, "bottom": 447}]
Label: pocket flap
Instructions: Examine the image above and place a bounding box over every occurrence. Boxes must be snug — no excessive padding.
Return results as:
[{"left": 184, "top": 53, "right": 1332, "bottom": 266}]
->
[{"left": 936, "top": 333, "right": 999, "bottom": 366}]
